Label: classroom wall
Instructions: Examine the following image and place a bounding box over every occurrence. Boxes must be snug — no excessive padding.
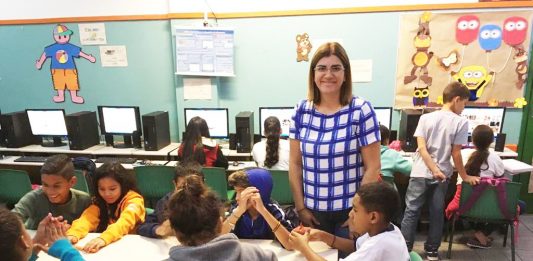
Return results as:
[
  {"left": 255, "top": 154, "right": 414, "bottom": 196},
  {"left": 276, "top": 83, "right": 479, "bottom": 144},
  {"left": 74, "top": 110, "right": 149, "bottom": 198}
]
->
[{"left": 0, "top": 8, "right": 528, "bottom": 144}]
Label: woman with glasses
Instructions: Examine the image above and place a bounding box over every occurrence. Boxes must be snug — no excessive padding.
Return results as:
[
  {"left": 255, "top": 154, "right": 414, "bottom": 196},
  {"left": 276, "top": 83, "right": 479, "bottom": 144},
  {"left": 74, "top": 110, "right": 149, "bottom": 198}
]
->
[{"left": 289, "top": 42, "right": 381, "bottom": 238}]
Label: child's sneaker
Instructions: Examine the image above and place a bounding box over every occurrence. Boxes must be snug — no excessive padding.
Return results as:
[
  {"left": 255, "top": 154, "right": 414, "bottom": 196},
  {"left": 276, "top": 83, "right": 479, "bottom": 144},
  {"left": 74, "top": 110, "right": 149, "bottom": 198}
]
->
[
  {"left": 466, "top": 238, "right": 492, "bottom": 249},
  {"left": 426, "top": 250, "right": 440, "bottom": 261}
]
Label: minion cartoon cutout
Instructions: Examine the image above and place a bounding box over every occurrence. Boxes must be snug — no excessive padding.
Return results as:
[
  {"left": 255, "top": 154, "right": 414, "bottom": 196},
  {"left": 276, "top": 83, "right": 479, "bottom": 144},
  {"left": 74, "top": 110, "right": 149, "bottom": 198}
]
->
[
  {"left": 452, "top": 65, "right": 494, "bottom": 101},
  {"left": 296, "top": 33, "right": 312, "bottom": 62},
  {"left": 36, "top": 24, "right": 96, "bottom": 104}
]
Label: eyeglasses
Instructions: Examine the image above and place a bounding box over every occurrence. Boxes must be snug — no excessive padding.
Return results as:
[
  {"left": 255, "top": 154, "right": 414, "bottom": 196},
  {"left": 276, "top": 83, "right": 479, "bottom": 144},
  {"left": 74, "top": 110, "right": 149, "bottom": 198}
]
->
[{"left": 314, "top": 65, "right": 345, "bottom": 74}]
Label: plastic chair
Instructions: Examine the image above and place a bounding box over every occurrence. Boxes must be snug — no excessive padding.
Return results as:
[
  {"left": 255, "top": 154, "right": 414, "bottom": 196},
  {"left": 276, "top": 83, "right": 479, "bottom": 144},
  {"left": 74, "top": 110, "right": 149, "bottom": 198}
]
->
[
  {"left": 202, "top": 167, "right": 235, "bottom": 201},
  {"left": 447, "top": 181, "right": 521, "bottom": 261},
  {"left": 270, "top": 170, "right": 293, "bottom": 205},
  {"left": 0, "top": 169, "right": 32, "bottom": 208},
  {"left": 73, "top": 169, "right": 90, "bottom": 194},
  {"left": 133, "top": 166, "right": 176, "bottom": 208},
  {"left": 409, "top": 251, "right": 423, "bottom": 261}
]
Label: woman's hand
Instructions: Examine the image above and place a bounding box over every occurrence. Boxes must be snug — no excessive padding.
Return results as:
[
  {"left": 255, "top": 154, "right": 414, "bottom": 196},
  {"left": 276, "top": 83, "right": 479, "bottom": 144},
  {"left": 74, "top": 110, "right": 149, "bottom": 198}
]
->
[
  {"left": 297, "top": 208, "right": 320, "bottom": 228},
  {"left": 83, "top": 237, "right": 106, "bottom": 253}
]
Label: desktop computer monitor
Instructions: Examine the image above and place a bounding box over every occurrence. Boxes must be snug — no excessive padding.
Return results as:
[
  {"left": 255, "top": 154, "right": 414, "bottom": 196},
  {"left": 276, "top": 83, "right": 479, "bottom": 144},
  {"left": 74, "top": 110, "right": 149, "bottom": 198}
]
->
[
  {"left": 184, "top": 108, "right": 229, "bottom": 138},
  {"left": 461, "top": 106, "right": 506, "bottom": 138},
  {"left": 97, "top": 106, "right": 142, "bottom": 148},
  {"left": 26, "top": 109, "right": 68, "bottom": 147},
  {"left": 374, "top": 107, "right": 392, "bottom": 129},
  {"left": 258, "top": 107, "right": 293, "bottom": 137}
]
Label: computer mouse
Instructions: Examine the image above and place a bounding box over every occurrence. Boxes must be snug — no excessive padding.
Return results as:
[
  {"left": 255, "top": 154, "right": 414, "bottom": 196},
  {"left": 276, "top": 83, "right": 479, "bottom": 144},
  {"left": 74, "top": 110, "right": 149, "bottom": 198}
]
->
[{"left": 232, "top": 161, "right": 240, "bottom": 167}]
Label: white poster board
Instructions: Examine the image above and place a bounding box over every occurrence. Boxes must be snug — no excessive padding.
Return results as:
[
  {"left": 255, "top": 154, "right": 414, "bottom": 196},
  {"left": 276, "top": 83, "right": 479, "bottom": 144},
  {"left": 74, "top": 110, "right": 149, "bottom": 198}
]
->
[{"left": 174, "top": 27, "right": 235, "bottom": 77}]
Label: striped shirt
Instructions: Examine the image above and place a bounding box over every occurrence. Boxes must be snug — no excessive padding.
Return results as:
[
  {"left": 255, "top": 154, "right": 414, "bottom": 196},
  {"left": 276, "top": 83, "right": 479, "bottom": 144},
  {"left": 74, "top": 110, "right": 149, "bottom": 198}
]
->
[{"left": 290, "top": 97, "right": 380, "bottom": 211}]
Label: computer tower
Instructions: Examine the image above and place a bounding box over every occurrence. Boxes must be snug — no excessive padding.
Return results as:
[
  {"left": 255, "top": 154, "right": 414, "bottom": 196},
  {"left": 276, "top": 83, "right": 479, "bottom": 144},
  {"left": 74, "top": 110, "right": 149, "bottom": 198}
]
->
[
  {"left": 0, "top": 111, "right": 38, "bottom": 148},
  {"left": 142, "top": 111, "right": 170, "bottom": 151},
  {"left": 235, "top": 111, "right": 254, "bottom": 153},
  {"left": 495, "top": 133, "right": 506, "bottom": 152},
  {"left": 65, "top": 111, "right": 100, "bottom": 150},
  {"left": 229, "top": 133, "right": 237, "bottom": 150},
  {"left": 399, "top": 109, "right": 423, "bottom": 152}
]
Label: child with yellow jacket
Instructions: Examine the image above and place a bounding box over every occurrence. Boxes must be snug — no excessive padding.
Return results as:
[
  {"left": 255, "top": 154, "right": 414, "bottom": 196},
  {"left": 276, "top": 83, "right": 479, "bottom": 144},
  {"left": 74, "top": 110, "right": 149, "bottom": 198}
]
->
[{"left": 67, "top": 162, "right": 145, "bottom": 253}]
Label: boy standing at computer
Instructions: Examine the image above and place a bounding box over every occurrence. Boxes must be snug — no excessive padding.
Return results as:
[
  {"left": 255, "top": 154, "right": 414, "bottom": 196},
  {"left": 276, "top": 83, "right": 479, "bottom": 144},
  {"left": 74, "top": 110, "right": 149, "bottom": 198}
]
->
[
  {"left": 400, "top": 82, "right": 480, "bottom": 261},
  {"left": 12, "top": 154, "right": 91, "bottom": 229}
]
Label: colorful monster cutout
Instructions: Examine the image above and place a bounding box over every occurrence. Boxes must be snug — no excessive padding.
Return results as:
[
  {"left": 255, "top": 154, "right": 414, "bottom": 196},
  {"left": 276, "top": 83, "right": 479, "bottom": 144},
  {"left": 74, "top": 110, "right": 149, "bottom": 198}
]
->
[
  {"left": 478, "top": 24, "right": 502, "bottom": 52},
  {"left": 296, "top": 33, "right": 312, "bottom": 62},
  {"left": 412, "top": 86, "right": 430, "bottom": 106},
  {"left": 503, "top": 16, "right": 528, "bottom": 46},
  {"left": 452, "top": 65, "right": 494, "bottom": 101},
  {"left": 456, "top": 15, "right": 480, "bottom": 45}
]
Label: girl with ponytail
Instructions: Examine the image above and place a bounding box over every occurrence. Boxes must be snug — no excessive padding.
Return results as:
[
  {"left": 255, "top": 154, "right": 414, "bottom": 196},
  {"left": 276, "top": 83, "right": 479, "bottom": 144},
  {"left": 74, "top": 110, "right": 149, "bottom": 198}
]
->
[{"left": 252, "top": 116, "right": 290, "bottom": 170}]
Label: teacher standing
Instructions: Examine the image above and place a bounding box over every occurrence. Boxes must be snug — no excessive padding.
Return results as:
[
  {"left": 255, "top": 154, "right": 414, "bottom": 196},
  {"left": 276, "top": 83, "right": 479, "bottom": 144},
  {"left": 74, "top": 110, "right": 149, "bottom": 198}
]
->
[{"left": 289, "top": 42, "right": 381, "bottom": 235}]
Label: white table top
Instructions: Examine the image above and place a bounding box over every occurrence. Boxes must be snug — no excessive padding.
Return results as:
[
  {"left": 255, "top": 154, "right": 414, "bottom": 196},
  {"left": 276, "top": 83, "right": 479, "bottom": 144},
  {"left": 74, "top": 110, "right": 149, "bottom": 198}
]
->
[
  {"left": 131, "top": 143, "right": 179, "bottom": 157},
  {"left": 502, "top": 159, "right": 533, "bottom": 175},
  {"left": 32, "top": 232, "right": 337, "bottom": 261},
  {"left": 0, "top": 144, "right": 106, "bottom": 154}
]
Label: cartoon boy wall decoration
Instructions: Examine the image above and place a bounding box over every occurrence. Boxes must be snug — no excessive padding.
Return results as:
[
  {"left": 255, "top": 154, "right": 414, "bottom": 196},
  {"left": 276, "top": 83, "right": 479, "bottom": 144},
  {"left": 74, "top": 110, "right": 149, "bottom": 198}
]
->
[{"left": 36, "top": 24, "right": 96, "bottom": 104}]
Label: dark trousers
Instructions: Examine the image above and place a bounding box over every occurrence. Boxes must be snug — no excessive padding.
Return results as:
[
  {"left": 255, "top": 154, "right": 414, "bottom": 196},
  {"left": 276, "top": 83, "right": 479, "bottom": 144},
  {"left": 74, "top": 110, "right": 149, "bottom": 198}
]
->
[{"left": 310, "top": 208, "right": 351, "bottom": 239}]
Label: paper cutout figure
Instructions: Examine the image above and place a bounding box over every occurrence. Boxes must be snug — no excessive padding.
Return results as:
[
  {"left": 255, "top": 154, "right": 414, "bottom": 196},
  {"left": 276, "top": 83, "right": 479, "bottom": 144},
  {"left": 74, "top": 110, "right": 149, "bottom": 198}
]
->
[
  {"left": 488, "top": 98, "right": 499, "bottom": 107},
  {"left": 452, "top": 65, "right": 494, "bottom": 101},
  {"left": 296, "top": 33, "right": 312, "bottom": 62},
  {"left": 479, "top": 24, "right": 502, "bottom": 52},
  {"left": 412, "top": 86, "right": 430, "bottom": 106},
  {"left": 513, "top": 48, "right": 528, "bottom": 88},
  {"left": 514, "top": 97, "right": 527, "bottom": 108},
  {"left": 35, "top": 24, "right": 96, "bottom": 104},
  {"left": 503, "top": 16, "right": 528, "bottom": 46},
  {"left": 404, "top": 12, "right": 434, "bottom": 85},
  {"left": 456, "top": 15, "right": 480, "bottom": 45},
  {"left": 437, "top": 50, "right": 460, "bottom": 71}
]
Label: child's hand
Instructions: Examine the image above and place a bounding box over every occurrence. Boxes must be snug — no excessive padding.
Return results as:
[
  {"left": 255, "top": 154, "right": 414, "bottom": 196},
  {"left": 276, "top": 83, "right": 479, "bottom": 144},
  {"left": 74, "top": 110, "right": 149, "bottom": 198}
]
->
[
  {"left": 250, "top": 192, "right": 267, "bottom": 213},
  {"left": 236, "top": 187, "right": 258, "bottom": 213},
  {"left": 432, "top": 169, "right": 447, "bottom": 181},
  {"left": 155, "top": 220, "right": 175, "bottom": 237},
  {"left": 289, "top": 230, "right": 310, "bottom": 252},
  {"left": 464, "top": 175, "right": 480, "bottom": 185},
  {"left": 83, "top": 237, "right": 106, "bottom": 253},
  {"left": 292, "top": 224, "right": 311, "bottom": 235},
  {"left": 67, "top": 235, "right": 78, "bottom": 244}
]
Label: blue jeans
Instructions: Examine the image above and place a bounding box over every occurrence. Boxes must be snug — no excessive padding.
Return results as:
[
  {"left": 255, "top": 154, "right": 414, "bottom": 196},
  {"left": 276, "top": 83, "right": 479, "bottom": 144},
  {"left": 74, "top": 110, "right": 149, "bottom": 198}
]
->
[{"left": 400, "top": 177, "right": 448, "bottom": 252}]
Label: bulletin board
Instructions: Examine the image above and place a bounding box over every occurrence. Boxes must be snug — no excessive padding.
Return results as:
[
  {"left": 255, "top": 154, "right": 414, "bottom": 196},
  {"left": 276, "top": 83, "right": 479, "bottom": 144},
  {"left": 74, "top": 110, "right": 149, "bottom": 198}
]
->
[
  {"left": 174, "top": 27, "right": 235, "bottom": 77},
  {"left": 395, "top": 11, "right": 533, "bottom": 109}
]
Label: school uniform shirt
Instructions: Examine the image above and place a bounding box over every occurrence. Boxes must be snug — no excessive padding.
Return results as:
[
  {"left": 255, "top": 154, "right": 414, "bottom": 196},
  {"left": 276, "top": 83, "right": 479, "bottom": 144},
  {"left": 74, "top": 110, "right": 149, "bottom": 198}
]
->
[
  {"left": 12, "top": 188, "right": 91, "bottom": 229},
  {"left": 380, "top": 145, "right": 412, "bottom": 177},
  {"left": 252, "top": 139, "right": 290, "bottom": 170},
  {"left": 410, "top": 110, "right": 468, "bottom": 179},
  {"left": 66, "top": 190, "right": 145, "bottom": 245},
  {"left": 455, "top": 150, "right": 505, "bottom": 184},
  {"left": 290, "top": 97, "right": 380, "bottom": 211},
  {"left": 341, "top": 224, "right": 409, "bottom": 261}
]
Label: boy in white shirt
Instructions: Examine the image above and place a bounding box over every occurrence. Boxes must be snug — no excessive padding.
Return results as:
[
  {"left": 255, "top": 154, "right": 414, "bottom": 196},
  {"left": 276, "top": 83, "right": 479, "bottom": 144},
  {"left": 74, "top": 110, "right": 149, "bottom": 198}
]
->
[{"left": 289, "top": 182, "right": 409, "bottom": 261}]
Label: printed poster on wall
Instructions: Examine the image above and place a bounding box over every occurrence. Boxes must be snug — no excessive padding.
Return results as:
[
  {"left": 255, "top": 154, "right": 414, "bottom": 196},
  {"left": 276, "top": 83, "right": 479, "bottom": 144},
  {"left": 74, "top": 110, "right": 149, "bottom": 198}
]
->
[
  {"left": 79, "top": 23, "right": 107, "bottom": 45},
  {"left": 99, "top": 45, "right": 128, "bottom": 67},
  {"left": 395, "top": 11, "right": 533, "bottom": 109},
  {"left": 174, "top": 27, "right": 235, "bottom": 77}
]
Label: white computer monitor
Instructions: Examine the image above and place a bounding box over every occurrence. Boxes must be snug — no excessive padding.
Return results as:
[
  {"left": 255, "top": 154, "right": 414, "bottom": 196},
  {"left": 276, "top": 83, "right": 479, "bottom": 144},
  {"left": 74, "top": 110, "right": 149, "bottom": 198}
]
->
[
  {"left": 259, "top": 107, "right": 293, "bottom": 137},
  {"left": 184, "top": 108, "right": 229, "bottom": 138},
  {"left": 97, "top": 106, "right": 141, "bottom": 135},
  {"left": 26, "top": 109, "right": 68, "bottom": 136},
  {"left": 461, "top": 106, "right": 506, "bottom": 137},
  {"left": 374, "top": 107, "right": 392, "bottom": 129}
]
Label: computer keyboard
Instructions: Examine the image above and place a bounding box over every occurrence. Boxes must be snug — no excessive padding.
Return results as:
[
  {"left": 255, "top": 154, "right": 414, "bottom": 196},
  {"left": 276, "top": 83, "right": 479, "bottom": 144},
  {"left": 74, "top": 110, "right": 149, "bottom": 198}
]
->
[
  {"left": 95, "top": 157, "right": 137, "bottom": 164},
  {"left": 14, "top": 156, "right": 49, "bottom": 163}
]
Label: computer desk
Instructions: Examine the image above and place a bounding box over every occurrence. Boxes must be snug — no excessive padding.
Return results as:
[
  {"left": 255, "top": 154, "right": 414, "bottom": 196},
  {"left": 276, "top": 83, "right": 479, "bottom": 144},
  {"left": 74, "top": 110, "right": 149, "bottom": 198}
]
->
[{"left": 29, "top": 231, "right": 338, "bottom": 261}]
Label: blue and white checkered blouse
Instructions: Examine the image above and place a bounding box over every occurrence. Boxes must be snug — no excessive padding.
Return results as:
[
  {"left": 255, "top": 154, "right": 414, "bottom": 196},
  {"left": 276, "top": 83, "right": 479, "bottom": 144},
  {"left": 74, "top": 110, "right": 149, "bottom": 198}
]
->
[{"left": 290, "top": 97, "right": 380, "bottom": 211}]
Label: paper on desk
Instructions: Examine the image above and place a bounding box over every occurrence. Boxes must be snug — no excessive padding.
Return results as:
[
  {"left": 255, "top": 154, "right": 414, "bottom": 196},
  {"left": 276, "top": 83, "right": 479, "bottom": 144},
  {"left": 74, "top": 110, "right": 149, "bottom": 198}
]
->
[
  {"left": 183, "top": 78, "right": 212, "bottom": 100},
  {"left": 350, "top": 59, "right": 372, "bottom": 82}
]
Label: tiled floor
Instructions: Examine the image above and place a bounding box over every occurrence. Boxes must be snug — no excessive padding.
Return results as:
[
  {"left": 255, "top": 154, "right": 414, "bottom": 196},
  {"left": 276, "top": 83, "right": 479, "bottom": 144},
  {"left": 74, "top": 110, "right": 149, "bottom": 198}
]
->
[{"left": 412, "top": 214, "right": 533, "bottom": 260}]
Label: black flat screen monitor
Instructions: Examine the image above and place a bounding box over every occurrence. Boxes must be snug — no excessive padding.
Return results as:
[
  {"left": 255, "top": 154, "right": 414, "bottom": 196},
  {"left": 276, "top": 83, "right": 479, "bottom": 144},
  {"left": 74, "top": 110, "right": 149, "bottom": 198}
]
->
[
  {"left": 184, "top": 108, "right": 229, "bottom": 139},
  {"left": 258, "top": 107, "right": 293, "bottom": 138},
  {"left": 97, "top": 106, "right": 142, "bottom": 135},
  {"left": 26, "top": 109, "right": 68, "bottom": 147},
  {"left": 461, "top": 106, "right": 506, "bottom": 137},
  {"left": 374, "top": 107, "right": 393, "bottom": 129}
]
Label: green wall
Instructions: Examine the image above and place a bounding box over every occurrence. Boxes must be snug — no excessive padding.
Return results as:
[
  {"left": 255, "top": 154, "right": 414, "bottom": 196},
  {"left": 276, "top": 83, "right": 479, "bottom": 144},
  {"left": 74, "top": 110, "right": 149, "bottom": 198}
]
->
[{"left": 0, "top": 12, "right": 526, "bottom": 143}]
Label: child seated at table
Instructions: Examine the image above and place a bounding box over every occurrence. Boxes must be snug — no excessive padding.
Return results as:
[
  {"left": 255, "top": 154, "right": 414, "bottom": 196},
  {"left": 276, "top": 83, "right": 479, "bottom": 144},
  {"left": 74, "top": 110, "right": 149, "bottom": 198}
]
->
[
  {"left": 445, "top": 124, "right": 505, "bottom": 249},
  {"left": 67, "top": 162, "right": 145, "bottom": 253},
  {"left": 137, "top": 162, "right": 203, "bottom": 238},
  {"left": 379, "top": 125, "right": 412, "bottom": 178},
  {"left": 289, "top": 182, "right": 409, "bottom": 261},
  {"left": 12, "top": 154, "right": 91, "bottom": 229},
  {"left": 223, "top": 168, "right": 294, "bottom": 249},
  {"left": 0, "top": 208, "right": 83, "bottom": 261},
  {"left": 165, "top": 175, "right": 276, "bottom": 261}
]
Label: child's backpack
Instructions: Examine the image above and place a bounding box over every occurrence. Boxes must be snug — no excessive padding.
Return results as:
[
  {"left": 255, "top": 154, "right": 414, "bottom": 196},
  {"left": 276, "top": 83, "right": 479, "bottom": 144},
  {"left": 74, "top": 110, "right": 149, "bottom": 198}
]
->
[{"left": 72, "top": 157, "right": 97, "bottom": 196}]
